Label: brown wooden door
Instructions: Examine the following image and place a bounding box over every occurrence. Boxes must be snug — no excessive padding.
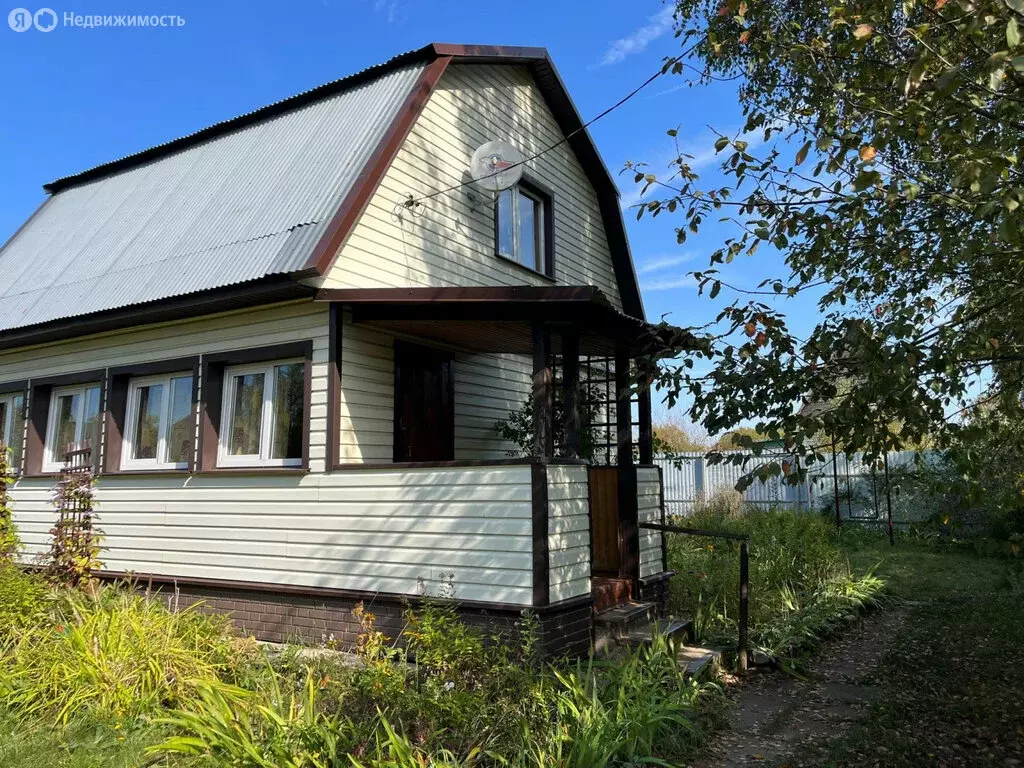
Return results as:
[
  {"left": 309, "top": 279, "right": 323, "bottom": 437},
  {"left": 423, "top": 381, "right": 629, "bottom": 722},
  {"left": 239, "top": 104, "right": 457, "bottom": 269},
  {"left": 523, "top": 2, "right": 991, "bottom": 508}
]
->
[
  {"left": 589, "top": 467, "right": 620, "bottom": 574},
  {"left": 393, "top": 342, "right": 454, "bottom": 462}
]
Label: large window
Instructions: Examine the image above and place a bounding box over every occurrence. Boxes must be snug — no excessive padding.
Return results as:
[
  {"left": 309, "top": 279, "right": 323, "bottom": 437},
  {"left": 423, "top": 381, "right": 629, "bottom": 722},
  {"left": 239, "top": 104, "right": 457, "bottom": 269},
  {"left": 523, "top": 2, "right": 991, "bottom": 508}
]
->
[
  {"left": 217, "top": 360, "right": 305, "bottom": 467},
  {"left": 43, "top": 383, "right": 102, "bottom": 472},
  {"left": 121, "top": 373, "right": 195, "bottom": 470},
  {"left": 0, "top": 391, "right": 25, "bottom": 471},
  {"left": 495, "top": 182, "right": 551, "bottom": 275}
]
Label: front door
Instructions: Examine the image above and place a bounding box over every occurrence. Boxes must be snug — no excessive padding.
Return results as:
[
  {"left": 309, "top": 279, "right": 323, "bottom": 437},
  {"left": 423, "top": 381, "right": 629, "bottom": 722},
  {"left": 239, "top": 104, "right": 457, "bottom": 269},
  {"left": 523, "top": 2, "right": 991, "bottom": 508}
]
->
[
  {"left": 589, "top": 466, "right": 620, "bottom": 574},
  {"left": 393, "top": 342, "right": 455, "bottom": 462}
]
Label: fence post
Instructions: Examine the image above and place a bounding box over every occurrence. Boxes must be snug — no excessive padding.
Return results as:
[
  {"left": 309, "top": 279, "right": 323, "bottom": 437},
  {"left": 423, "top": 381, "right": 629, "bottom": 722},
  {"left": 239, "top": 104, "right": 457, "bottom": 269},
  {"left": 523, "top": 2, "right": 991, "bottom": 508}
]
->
[
  {"left": 694, "top": 456, "right": 705, "bottom": 504},
  {"left": 884, "top": 451, "right": 894, "bottom": 546},
  {"left": 738, "top": 540, "right": 749, "bottom": 673}
]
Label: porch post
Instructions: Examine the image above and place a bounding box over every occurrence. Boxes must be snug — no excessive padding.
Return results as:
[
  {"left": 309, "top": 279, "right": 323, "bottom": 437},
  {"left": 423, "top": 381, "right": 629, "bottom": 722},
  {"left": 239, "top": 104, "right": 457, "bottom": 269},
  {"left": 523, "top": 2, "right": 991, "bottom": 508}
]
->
[
  {"left": 615, "top": 344, "right": 640, "bottom": 587},
  {"left": 638, "top": 386, "right": 653, "bottom": 465},
  {"left": 531, "top": 322, "right": 554, "bottom": 458},
  {"left": 561, "top": 329, "right": 581, "bottom": 460}
]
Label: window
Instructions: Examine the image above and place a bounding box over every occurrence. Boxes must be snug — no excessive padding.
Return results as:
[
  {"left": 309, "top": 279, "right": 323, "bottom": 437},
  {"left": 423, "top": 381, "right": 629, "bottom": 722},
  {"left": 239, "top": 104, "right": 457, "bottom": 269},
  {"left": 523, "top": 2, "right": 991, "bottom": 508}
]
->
[
  {"left": 121, "top": 373, "right": 195, "bottom": 470},
  {"left": 496, "top": 182, "right": 551, "bottom": 275},
  {"left": 43, "top": 383, "right": 102, "bottom": 472},
  {"left": 217, "top": 360, "right": 305, "bottom": 467},
  {"left": 0, "top": 391, "right": 25, "bottom": 471}
]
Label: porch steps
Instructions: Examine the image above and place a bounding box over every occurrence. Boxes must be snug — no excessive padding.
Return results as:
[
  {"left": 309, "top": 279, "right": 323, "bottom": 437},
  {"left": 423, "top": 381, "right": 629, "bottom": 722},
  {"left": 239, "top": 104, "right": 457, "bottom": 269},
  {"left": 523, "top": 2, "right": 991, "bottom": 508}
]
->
[
  {"left": 593, "top": 606, "right": 719, "bottom": 676},
  {"left": 591, "top": 576, "right": 633, "bottom": 613}
]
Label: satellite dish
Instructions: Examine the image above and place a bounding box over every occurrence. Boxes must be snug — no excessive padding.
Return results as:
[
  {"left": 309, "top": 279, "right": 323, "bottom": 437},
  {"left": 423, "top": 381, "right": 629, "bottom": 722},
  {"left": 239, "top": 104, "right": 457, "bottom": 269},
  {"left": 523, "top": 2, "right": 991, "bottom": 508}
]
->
[{"left": 470, "top": 140, "right": 524, "bottom": 193}]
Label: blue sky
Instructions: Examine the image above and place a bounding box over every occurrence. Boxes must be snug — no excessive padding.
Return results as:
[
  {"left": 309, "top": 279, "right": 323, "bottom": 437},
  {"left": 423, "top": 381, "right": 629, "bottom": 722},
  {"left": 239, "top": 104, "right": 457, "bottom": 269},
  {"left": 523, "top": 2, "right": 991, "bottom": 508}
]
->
[{"left": 0, "top": 0, "right": 811, "bottom": 422}]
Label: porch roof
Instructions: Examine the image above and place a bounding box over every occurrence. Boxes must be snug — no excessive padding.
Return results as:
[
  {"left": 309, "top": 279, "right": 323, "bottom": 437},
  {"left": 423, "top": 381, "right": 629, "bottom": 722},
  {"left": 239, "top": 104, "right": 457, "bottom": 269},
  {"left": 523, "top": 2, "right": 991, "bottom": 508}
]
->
[{"left": 316, "top": 286, "right": 700, "bottom": 358}]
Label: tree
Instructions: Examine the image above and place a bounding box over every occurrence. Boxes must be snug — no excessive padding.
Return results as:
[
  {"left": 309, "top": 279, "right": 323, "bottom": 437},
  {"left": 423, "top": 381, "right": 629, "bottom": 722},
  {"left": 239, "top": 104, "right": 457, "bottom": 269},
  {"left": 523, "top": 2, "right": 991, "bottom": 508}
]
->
[
  {"left": 636, "top": 0, "right": 1024, "bottom": 487},
  {"left": 653, "top": 416, "right": 713, "bottom": 452}
]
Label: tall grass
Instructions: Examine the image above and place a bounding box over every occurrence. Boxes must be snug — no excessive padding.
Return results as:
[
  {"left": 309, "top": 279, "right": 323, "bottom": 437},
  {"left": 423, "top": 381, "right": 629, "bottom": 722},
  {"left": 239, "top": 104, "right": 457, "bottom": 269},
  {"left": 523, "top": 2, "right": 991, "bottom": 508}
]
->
[
  {"left": 667, "top": 508, "right": 884, "bottom": 661},
  {"left": 0, "top": 580, "right": 249, "bottom": 722}
]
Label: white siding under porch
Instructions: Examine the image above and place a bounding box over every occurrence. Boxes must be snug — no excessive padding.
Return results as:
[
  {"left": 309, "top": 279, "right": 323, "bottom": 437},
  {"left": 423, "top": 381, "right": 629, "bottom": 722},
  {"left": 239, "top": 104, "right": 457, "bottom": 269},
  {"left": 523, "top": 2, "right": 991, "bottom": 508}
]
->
[
  {"left": 547, "top": 464, "right": 591, "bottom": 604},
  {"left": 637, "top": 467, "right": 665, "bottom": 579},
  {"left": 10, "top": 466, "right": 535, "bottom": 605}
]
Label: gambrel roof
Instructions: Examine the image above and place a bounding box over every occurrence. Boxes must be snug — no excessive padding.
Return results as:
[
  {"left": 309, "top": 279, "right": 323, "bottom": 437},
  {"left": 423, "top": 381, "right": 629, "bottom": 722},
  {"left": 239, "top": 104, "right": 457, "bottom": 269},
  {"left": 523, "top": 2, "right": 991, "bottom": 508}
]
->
[{"left": 0, "top": 44, "right": 643, "bottom": 350}]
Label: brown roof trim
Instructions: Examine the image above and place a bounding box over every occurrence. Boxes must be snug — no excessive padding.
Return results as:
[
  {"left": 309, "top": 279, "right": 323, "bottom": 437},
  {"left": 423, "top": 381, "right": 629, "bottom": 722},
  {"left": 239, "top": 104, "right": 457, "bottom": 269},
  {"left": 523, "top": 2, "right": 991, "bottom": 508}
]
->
[
  {"left": 0, "top": 276, "right": 317, "bottom": 352},
  {"left": 316, "top": 285, "right": 607, "bottom": 305},
  {"left": 303, "top": 55, "right": 452, "bottom": 274}
]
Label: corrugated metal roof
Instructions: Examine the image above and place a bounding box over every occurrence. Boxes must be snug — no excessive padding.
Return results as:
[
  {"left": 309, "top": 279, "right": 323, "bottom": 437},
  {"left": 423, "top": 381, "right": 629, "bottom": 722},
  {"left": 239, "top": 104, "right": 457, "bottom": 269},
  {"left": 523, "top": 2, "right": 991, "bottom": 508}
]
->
[{"left": 0, "top": 59, "right": 426, "bottom": 333}]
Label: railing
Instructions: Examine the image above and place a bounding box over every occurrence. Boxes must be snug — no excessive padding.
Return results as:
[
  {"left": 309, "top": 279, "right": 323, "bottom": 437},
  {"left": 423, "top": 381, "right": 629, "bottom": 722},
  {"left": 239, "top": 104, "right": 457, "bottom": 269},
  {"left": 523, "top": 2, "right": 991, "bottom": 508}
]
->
[{"left": 639, "top": 521, "right": 751, "bottom": 672}]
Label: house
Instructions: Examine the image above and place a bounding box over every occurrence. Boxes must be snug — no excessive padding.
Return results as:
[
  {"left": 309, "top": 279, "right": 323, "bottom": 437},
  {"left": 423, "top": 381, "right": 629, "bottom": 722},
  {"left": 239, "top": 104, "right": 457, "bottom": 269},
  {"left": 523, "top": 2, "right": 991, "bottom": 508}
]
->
[{"left": 0, "top": 43, "right": 693, "bottom": 656}]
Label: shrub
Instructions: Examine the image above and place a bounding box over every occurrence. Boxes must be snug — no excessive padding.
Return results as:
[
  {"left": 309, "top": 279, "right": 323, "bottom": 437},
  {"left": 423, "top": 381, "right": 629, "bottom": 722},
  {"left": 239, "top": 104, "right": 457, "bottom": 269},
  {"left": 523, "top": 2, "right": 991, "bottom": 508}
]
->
[
  {"left": 0, "top": 445, "right": 19, "bottom": 560},
  {"left": 0, "top": 584, "right": 250, "bottom": 722},
  {"left": 0, "top": 563, "right": 51, "bottom": 637}
]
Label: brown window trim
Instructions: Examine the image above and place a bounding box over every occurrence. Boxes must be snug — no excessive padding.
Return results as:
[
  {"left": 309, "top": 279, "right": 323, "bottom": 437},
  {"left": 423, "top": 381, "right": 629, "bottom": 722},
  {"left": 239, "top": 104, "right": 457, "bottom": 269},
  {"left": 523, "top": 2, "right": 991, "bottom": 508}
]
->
[
  {"left": 25, "top": 369, "right": 106, "bottom": 477},
  {"left": 103, "top": 357, "right": 201, "bottom": 476},
  {"left": 0, "top": 380, "right": 29, "bottom": 474},
  {"left": 198, "top": 341, "right": 313, "bottom": 472},
  {"left": 494, "top": 175, "right": 555, "bottom": 279}
]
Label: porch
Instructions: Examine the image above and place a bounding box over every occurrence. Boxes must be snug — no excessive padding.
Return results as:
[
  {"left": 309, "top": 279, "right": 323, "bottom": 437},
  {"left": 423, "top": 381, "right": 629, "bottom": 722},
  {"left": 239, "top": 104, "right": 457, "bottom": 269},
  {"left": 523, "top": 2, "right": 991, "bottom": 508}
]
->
[{"left": 317, "top": 285, "right": 691, "bottom": 618}]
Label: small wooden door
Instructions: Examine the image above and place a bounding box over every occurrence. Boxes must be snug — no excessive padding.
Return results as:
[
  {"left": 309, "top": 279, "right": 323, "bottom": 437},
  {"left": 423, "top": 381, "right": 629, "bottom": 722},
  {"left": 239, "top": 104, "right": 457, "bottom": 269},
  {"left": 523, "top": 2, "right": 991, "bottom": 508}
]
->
[
  {"left": 393, "top": 342, "right": 454, "bottom": 462},
  {"left": 589, "top": 467, "right": 620, "bottom": 574}
]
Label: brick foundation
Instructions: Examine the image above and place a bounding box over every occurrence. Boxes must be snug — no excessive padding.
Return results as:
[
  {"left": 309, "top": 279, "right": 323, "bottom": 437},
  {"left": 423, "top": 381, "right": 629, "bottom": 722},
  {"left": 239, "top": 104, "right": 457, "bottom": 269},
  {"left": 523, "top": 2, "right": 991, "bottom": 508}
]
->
[{"left": 141, "top": 579, "right": 593, "bottom": 658}]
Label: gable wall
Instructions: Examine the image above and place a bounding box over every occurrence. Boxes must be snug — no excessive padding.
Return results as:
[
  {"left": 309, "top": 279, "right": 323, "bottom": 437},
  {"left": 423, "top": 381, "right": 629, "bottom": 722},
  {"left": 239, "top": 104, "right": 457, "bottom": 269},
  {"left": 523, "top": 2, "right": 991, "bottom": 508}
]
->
[{"left": 317, "top": 63, "right": 624, "bottom": 309}]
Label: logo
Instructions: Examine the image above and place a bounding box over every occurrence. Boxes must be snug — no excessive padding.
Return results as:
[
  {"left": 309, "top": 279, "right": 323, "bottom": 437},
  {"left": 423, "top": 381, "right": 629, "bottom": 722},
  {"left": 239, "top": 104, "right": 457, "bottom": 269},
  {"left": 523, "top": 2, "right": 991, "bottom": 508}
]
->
[
  {"left": 33, "top": 7, "right": 55, "bottom": 30},
  {"left": 8, "top": 6, "right": 56, "bottom": 30},
  {"left": 8, "top": 7, "right": 31, "bottom": 30}
]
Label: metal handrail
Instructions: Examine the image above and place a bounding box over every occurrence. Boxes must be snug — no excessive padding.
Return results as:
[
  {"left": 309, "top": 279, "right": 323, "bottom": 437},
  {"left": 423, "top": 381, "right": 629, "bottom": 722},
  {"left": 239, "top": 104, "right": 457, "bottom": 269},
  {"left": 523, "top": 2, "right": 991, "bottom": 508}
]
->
[{"left": 640, "top": 521, "right": 751, "bottom": 672}]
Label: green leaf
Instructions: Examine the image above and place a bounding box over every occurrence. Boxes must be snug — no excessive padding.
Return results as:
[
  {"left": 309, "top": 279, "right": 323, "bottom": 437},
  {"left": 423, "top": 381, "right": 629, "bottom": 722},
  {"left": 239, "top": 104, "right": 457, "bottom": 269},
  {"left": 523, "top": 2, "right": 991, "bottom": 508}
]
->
[
  {"left": 853, "top": 170, "right": 881, "bottom": 191},
  {"left": 709, "top": 281, "right": 721, "bottom": 299},
  {"left": 714, "top": 136, "right": 730, "bottom": 152},
  {"left": 1008, "top": 17, "right": 1020, "bottom": 49},
  {"left": 1007, "top": 0, "right": 1024, "bottom": 13}
]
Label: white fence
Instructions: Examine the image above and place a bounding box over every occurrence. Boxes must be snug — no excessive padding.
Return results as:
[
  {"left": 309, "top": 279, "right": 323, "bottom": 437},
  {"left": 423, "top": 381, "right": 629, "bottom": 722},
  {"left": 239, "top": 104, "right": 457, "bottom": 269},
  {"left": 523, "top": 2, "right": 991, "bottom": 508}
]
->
[{"left": 656, "top": 450, "right": 938, "bottom": 522}]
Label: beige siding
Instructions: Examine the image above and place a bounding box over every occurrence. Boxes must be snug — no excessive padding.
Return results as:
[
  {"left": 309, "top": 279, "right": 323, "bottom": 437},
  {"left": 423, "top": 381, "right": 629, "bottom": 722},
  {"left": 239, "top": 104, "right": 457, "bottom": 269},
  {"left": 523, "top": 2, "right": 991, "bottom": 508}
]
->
[
  {"left": 318, "top": 64, "right": 623, "bottom": 308},
  {"left": 547, "top": 464, "right": 591, "bottom": 603},
  {"left": 339, "top": 318, "right": 394, "bottom": 462},
  {"left": 11, "top": 466, "right": 535, "bottom": 605},
  {"left": 454, "top": 352, "right": 531, "bottom": 460},
  {"left": 637, "top": 467, "right": 664, "bottom": 579}
]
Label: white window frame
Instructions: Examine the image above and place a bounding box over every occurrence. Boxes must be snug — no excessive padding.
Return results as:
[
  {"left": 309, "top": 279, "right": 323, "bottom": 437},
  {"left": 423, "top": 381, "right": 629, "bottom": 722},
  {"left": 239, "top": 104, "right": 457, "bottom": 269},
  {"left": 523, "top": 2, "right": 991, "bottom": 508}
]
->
[
  {"left": 217, "top": 359, "right": 304, "bottom": 469},
  {"left": 42, "top": 383, "right": 102, "bottom": 474},
  {"left": 496, "top": 183, "right": 548, "bottom": 274},
  {"left": 121, "top": 373, "right": 195, "bottom": 471},
  {"left": 0, "top": 391, "right": 24, "bottom": 470}
]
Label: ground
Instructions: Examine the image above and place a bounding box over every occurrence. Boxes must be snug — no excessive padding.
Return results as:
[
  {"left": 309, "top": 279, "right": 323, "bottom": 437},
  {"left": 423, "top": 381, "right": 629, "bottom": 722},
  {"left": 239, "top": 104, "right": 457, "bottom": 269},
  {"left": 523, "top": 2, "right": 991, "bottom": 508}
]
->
[{"left": 697, "top": 538, "right": 1024, "bottom": 767}]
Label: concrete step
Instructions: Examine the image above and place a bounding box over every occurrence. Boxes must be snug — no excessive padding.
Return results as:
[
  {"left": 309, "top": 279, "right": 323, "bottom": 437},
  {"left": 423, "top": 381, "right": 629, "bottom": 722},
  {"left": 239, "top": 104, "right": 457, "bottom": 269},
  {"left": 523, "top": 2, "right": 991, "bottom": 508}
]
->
[
  {"left": 593, "top": 600, "right": 657, "bottom": 639},
  {"left": 619, "top": 617, "right": 695, "bottom": 648},
  {"left": 676, "top": 645, "right": 722, "bottom": 677}
]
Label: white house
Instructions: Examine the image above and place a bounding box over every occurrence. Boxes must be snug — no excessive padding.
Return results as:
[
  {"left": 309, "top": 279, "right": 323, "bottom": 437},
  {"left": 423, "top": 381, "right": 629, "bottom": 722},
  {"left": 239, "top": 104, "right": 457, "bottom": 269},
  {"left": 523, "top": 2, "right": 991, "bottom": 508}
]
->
[{"left": 0, "top": 44, "right": 692, "bottom": 655}]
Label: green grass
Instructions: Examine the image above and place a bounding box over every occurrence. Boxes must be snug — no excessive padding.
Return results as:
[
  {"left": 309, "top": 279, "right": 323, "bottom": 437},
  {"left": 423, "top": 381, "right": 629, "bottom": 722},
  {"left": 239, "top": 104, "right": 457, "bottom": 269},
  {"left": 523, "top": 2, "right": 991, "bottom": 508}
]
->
[{"left": 812, "top": 533, "right": 1024, "bottom": 766}]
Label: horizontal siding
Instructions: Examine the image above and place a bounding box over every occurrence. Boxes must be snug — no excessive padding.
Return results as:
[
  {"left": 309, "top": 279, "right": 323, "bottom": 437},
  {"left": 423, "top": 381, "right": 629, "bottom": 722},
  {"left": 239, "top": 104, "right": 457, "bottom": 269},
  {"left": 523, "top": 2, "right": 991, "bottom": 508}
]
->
[
  {"left": 454, "top": 353, "right": 531, "bottom": 460},
  {"left": 319, "top": 64, "right": 623, "bottom": 310},
  {"left": 637, "top": 467, "right": 664, "bottom": 579},
  {"left": 11, "top": 466, "right": 535, "bottom": 605},
  {"left": 339, "top": 317, "right": 394, "bottom": 462},
  {"left": 547, "top": 464, "right": 591, "bottom": 603}
]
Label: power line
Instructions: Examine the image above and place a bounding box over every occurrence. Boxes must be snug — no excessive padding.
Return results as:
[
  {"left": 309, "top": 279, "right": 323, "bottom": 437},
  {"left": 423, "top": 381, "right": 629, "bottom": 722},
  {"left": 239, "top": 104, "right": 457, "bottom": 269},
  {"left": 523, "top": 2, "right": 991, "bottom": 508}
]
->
[{"left": 400, "top": 41, "right": 703, "bottom": 212}]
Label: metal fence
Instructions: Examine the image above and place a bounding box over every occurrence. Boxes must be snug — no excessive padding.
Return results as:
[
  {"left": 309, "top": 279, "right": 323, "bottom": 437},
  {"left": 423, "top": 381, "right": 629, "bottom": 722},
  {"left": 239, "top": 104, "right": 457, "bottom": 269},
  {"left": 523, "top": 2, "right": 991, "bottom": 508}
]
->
[{"left": 657, "top": 449, "right": 939, "bottom": 523}]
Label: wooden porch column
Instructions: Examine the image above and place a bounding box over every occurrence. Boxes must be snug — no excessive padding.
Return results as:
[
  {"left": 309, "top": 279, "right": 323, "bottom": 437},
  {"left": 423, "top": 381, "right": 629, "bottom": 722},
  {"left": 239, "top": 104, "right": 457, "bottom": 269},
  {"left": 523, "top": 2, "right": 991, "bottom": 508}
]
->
[
  {"left": 638, "top": 386, "right": 653, "bottom": 465},
  {"left": 561, "top": 329, "right": 581, "bottom": 460},
  {"left": 615, "top": 344, "right": 640, "bottom": 586},
  {"left": 531, "top": 322, "right": 554, "bottom": 458}
]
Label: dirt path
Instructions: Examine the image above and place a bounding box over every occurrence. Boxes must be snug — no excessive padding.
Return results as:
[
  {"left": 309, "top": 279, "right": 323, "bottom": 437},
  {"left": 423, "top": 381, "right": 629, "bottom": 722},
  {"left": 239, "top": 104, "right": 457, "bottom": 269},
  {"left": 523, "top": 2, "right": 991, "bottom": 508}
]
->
[{"left": 696, "top": 607, "right": 907, "bottom": 767}]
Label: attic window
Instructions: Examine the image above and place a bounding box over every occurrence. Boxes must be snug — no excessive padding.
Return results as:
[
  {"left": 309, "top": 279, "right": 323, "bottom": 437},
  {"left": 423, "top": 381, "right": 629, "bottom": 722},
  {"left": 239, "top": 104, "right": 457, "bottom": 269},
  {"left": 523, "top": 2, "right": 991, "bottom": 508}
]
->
[{"left": 495, "top": 181, "right": 553, "bottom": 277}]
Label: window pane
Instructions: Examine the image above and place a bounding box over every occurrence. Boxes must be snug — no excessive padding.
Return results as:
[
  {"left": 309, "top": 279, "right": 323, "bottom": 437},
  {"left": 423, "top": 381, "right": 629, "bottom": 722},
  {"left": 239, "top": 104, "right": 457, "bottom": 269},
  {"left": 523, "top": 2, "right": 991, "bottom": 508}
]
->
[
  {"left": 228, "top": 373, "right": 265, "bottom": 456},
  {"left": 518, "top": 191, "right": 538, "bottom": 269},
  {"left": 496, "top": 189, "right": 514, "bottom": 257},
  {"left": 130, "top": 384, "right": 164, "bottom": 460},
  {"left": 166, "top": 377, "right": 194, "bottom": 465},
  {"left": 82, "top": 387, "right": 102, "bottom": 458},
  {"left": 53, "top": 393, "right": 81, "bottom": 457},
  {"left": 270, "top": 364, "right": 304, "bottom": 460},
  {"left": 8, "top": 395, "right": 24, "bottom": 470}
]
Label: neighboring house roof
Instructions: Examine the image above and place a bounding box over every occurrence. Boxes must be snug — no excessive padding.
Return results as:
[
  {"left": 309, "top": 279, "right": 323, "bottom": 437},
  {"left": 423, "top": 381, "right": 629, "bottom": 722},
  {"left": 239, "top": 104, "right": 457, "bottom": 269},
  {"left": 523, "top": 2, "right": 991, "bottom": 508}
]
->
[{"left": 0, "top": 43, "right": 645, "bottom": 350}]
